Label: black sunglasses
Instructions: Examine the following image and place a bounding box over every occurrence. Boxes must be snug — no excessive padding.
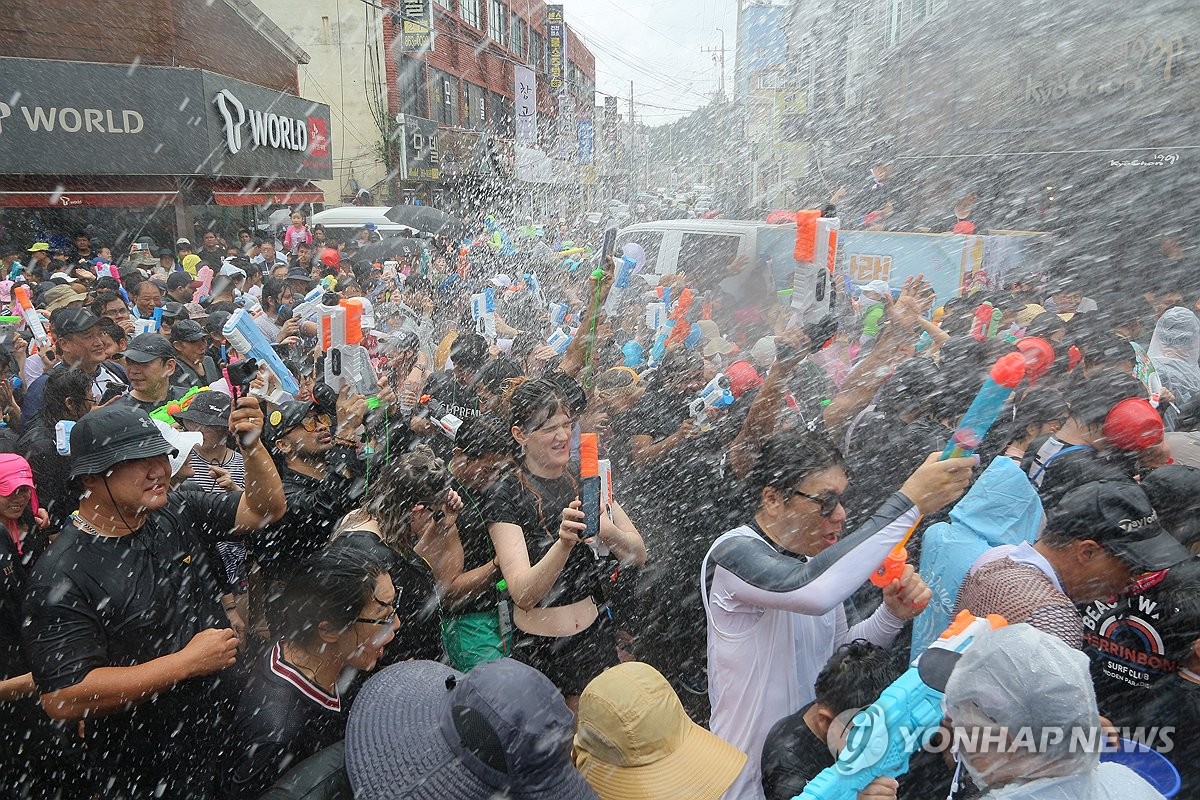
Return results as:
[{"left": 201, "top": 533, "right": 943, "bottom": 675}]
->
[{"left": 784, "top": 488, "right": 845, "bottom": 518}]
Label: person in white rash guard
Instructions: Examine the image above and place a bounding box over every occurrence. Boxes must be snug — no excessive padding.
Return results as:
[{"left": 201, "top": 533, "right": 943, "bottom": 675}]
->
[{"left": 702, "top": 429, "right": 973, "bottom": 800}]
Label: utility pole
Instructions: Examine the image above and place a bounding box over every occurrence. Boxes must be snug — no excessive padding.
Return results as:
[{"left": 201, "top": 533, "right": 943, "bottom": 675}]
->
[
  {"left": 702, "top": 29, "right": 727, "bottom": 100},
  {"left": 629, "top": 80, "right": 636, "bottom": 192}
]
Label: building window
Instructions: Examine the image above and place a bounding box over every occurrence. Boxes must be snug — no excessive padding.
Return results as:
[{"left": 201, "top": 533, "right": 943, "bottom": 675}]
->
[
  {"left": 466, "top": 83, "right": 487, "bottom": 131},
  {"left": 530, "top": 30, "right": 543, "bottom": 69},
  {"left": 460, "top": 0, "right": 481, "bottom": 29},
  {"left": 489, "top": 1, "right": 509, "bottom": 47},
  {"left": 511, "top": 13, "right": 527, "bottom": 59},
  {"left": 430, "top": 70, "right": 458, "bottom": 126},
  {"left": 433, "top": 0, "right": 452, "bottom": 10}
]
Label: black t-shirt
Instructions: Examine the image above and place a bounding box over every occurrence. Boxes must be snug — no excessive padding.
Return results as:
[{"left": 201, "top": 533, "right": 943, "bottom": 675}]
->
[
  {"left": 336, "top": 530, "right": 443, "bottom": 664},
  {"left": 447, "top": 476, "right": 499, "bottom": 616},
  {"left": 220, "top": 643, "right": 347, "bottom": 800},
  {"left": 0, "top": 528, "right": 30, "bottom": 681},
  {"left": 114, "top": 384, "right": 188, "bottom": 415},
  {"left": 1135, "top": 674, "right": 1200, "bottom": 795},
  {"left": 761, "top": 704, "right": 835, "bottom": 800},
  {"left": 22, "top": 490, "right": 243, "bottom": 796},
  {"left": 424, "top": 369, "right": 480, "bottom": 422},
  {"left": 1082, "top": 573, "right": 1180, "bottom": 724},
  {"left": 484, "top": 469, "right": 606, "bottom": 608}
]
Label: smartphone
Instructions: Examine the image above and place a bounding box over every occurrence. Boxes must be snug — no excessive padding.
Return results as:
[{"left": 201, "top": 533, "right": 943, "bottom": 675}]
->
[
  {"left": 600, "top": 225, "right": 617, "bottom": 266},
  {"left": 99, "top": 383, "right": 128, "bottom": 405}
]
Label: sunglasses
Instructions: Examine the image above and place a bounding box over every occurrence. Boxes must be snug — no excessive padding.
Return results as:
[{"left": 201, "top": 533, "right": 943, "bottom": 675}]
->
[
  {"left": 299, "top": 413, "right": 332, "bottom": 432},
  {"left": 784, "top": 488, "right": 845, "bottom": 518}
]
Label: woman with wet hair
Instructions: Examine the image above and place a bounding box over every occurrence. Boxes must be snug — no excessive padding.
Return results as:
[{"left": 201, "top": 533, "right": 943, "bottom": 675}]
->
[{"left": 485, "top": 377, "right": 645, "bottom": 707}]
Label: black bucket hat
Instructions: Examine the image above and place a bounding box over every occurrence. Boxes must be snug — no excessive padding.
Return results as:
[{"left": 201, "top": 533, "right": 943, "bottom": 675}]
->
[{"left": 69, "top": 406, "right": 177, "bottom": 477}]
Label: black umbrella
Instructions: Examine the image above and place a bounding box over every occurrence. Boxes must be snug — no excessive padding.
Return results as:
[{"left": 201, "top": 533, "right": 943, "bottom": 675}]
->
[
  {"left": 354, "top": 237, "right": 429, "bottom": 263},
  {"left": 385, "top": 205, "right": 466, "bottom": 239}
]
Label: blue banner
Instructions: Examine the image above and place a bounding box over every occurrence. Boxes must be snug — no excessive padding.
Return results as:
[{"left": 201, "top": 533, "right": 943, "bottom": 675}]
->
[{"left": 577, "top": 119, "right": 594, "bottom": 165}]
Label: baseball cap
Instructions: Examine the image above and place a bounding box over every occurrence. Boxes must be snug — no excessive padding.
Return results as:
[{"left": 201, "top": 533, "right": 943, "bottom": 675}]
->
[
  {"left": 50, "top": 307, "right": 101, "bottom": 337},
  {"left": 176, "top": 237, "right": 193, "bottom": 249},
  {"left": 345, "top": 658, "right": 596, "bottom": 800},
  {"left": 156, "top": 248, "right": 174, "bottom": 259},
  {"left": 167, "top": 272, "right": 201, "bottom": 292},
  {"left": 173, "top": 390, "right": 232, "bottom": 428},
  {"left": 574, "top": 662, "right": 746, "bottom": 800},
  {"left": 286, "top": 264, "right": 314, "bottom": 284},
  {"left": 122, "top": 333, "right": 177, "bottom": 363},
  {"left": 858, "top": 279, "right": 891, "bottom": 298},
  {"left": 1046, "top": 480, "right": 1191, "bottom": 571},
  {"left": 749, "top": 336, "right": 776, "bottom": 369},
  {"left": 696, "top": 319, "right": 736, "bottom": 358},
  {"left": 1141, "top": 466, "right": 1200, "bottom": 549},
  {"left": 160, "top": 302, "right": 189, "bottom": 322},
  {"left": 169, "top": 319, "right": 207, "bottom": 343},
  {"left": 69, "top": 405, "right": 177, "bottom": 477},
  {"left": 41, "top": 284, "right": 83, "bottom": 313},
  {"left": 27, "top": 242, "right": 50, "bottom": 253},
  {"left": 152, "top": 419, "right": 202, "bottom": 478},
  {"left": 263, "top": 400, "right": 316, "bottom": 446},
  {"left": 184, "top": 302, "right": 210, "bottom": 323},
  {"left": 49, "top": 271, "right": 78, "bottom": 284}
]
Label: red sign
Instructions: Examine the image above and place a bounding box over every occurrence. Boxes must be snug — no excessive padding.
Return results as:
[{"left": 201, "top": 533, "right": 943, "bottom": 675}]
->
[{"left": 308, "top": 117, "right": 330, "bottom": 158}]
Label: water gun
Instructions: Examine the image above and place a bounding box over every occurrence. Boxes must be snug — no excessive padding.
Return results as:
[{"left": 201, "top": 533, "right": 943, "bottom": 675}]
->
[
  {"left": 418, "top": 394, "right": 462, "bottom": 439},
  {"left": 13, "top": 286, "right": 52, "bottom": 350},
  {"left": 663, "top": 288, "right": 696, "bottom": 350},
  {"left": 602, "top": 254, "right": 640, "bottom": 316},
  {"left": 870, "top": 352, "right": 1027, "bottom": 588},
  {"left": 484, "top": 215, "right": 516, "bottom": 257},
  {"left": 525, "top": 272, "right": 546, "bottom": 306},
  {"left": 687, "top": 373, "right": 734, "bottom": 432},
  {"left": 796, "top": 611, "right": 1008, "bottom": 800},
  {"left": 149, "top": 385, "right": 204, "bottom": 425},
  {"left": 291, "top": 286, "right": 327, "bottom": 322},
  {"left": 471, "top": 288, "right": 497, "bottom": 342},
  {"left": 133, "top": 306, "right": 165, "bottom": 336},
  {"left": 319, "top": 301, "right": 381, "bottom": 406},
  {"left": 549, "top": 302, "right": 570, "bottom": 326},
  {"left": 546, "top": 327, "right": 572, "bottom": 355},
  {"left": 579, "top": 432, "right": 613, "bottom": 556},
  {"left": 222, "top": 308, "right": 301, "bottom": 396},
  {"left": 970, "top": 302, "right": 1003, "bottom": 341}
]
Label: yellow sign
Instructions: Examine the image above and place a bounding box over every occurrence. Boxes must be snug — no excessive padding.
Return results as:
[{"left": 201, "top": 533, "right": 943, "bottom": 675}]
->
[
  {"left": 774, "top": 89, "right": 807, "bottom": 116},
  {"left": 848, "top": 254, "right": 893, "bottom": 282}
]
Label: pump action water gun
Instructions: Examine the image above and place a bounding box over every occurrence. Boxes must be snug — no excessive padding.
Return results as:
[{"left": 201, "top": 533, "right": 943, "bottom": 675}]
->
[
  {"left": 870, "top": 352, "right": 1028, "bottom": 588},
  {"left": 291, "top": 286, "right": 327, "bottom": 323},
  {"left": 471, "top": 288, "right": 497, "bottom": 342},
  {"left": 13, "top": 286, "right": 51, "bottom": 350},
  {"left": 418, "top": 394, "right": 463, "bottom": 439},
  {"left": 223, "top": 308, "right": 301, "bottom": 397},
  {"left": 319, "top": 301, "right": 381, "bottom": 406},
  {"left": 688, "top": 373, "right": 734, "bottom": 432},
  {"left": 796, "top": 611, "right": 1009, "bottom": 800}
]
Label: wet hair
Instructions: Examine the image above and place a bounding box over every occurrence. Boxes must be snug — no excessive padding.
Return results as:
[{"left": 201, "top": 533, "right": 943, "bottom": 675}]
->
[
  {"left": 1025, "top": 311, "right": 1066, "bottom": 341},
  {"left": 455, "top": 414, "right": 513, "bottom": 459},
  {"left": 261, "top": 277, "right": 286, "bottom": 310},
  {"left": 1065, "top": 371, "right": 1146, "bottom": 429},
  {"left": 474, "top": 357, "right": 523, "bottom": 396},
  {"left": 980, "top": 386, "right": 1067, "bottom": 461},
  {"left": 876, "top": 357, "right": 940, "bottom": 419},
  {"left": 450, "top": 332, "right": 489, "bottom": 371},
  {"left": 41, "top": 367, "right": 92, "bottom": 424},
  {"left": 1080, "top": 330, "right": 1136, "bottom": 372},
  {"left": 270, "top": 541, "right": 386, "bottom": 646},
  {"left": 90, "top": 291, "right": 126, "bottom": 318},
  {"left": 813, "top": 639, "right": 904, "bottom": 715},
  {"left": 362, "top": 444, "right": 452, "bottom": 552},
  {"left": 749, "top": 428, "right": 846, "bottom": 503},
  {"left": 508, "top": 376, "right": 573, "bottom": 436},
  {"left": 97, "top": 318, "right": 126, "bottom": 347}
]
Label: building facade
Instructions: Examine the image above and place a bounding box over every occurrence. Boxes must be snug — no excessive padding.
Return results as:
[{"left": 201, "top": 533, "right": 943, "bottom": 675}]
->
[{"left": 0, "top": 0, "right": 332, "bottom": 248}]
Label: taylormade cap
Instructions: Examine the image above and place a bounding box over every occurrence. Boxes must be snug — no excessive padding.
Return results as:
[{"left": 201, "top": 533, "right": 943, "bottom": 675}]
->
[{"left": 1047, "top": 480, "right": 1191, "bottom": 571}]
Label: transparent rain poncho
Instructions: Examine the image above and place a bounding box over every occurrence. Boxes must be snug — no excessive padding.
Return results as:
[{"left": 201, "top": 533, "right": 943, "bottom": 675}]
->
[
  {"left": 1149, "top": 307, "right": 1200, "bottom": 410},
  {"left": 942, "top": 624, "right": 1164, "bottom": 799}
]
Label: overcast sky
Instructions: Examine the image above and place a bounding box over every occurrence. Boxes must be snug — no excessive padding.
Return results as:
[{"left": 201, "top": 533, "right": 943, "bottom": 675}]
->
[{"left": 558, "top": 0, "right": 740, "bottom": 126}]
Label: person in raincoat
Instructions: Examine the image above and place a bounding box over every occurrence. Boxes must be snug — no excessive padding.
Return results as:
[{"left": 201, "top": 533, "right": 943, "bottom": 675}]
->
[
  {"left": 1148, "top": 306, "right": 1200, "bottom": 430},
  {"left": 943, "top": 624, "right": 1166, "bottom": 800},
  {"left": 913, "top": 456, "right": 1044, "bottom": 653}
]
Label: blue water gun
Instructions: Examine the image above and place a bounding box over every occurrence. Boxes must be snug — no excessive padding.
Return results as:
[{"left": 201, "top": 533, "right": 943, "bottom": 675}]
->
[
  {"left": 940, "top": 351, "right": 1027, "bottom": 459},
  {"left": 797, "top": 611, "right": 1008, "bottom": 800}
]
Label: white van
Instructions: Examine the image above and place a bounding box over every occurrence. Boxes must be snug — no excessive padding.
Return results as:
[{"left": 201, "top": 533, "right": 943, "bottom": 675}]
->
[
  {"left": 310, "top": 206, "right": 417, "bottom": 241},
  {"left": 614, "top": 219, "right": 833, "bottom": 325}
]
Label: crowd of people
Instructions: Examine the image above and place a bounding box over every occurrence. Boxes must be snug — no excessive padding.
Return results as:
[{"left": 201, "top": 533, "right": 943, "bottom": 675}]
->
[{"left": 0, "top": 209, "right": 1197, "bottom": 800}]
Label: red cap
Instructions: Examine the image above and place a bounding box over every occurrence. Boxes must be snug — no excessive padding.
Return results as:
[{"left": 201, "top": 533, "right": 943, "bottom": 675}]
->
[
  {"left": 1104, "top": 398, "right": 1165, "bottom": 451},
  {"left": 725, "top": 360, "right": 763, "bottom": 399},
  {"left": 1015, "top": 337, "right": 1056, "bottom": 382},
  {"left": 989, "top": 352, "right": 1027, "bottom": 389}
]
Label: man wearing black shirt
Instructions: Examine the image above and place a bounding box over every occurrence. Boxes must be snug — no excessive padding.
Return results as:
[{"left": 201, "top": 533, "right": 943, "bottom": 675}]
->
[
  {"left": 20, "top": 307, "right": 127, "bottom": 427},
  {"left": 423, "top": 332, "right": 488, "bottom": 423},
  {"left": 255, "top": 396, "right": 370, "bottom": 585},
  {"left": 22, "top": 402, "right": 286, "bottom": 799},
  {"left": 115, "top": 332, "right": 187, "bottom": 413},
  {"left": 171, "top": 319, "right": 221, "bottom": 391}
]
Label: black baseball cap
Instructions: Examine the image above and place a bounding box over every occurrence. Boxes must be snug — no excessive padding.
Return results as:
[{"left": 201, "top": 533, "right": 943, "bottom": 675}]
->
[
  {"left": 1047, "top": 480, "right": 1192, "bottom": 571},
  {"left": 173, "top": 390, "right": 232, "bottom": 428},
  {"left": 263, "top": 400, "right": 315, "bottom": 447},
  {"left": 122, "top": 333, "right": 177, "bottom": 363},
  {"left": 156, "top": 248, "right": 174, "bottom": 259},
  {"left": 166, "top": 272, "right": 201, "bottom": 292},
  {"left": 160, "top": 301, "right": 189, "bottom": 321},
  {"left": 1142, "top": 466, "right": 1200, "bottom": 549},
  {"left": 169, "top": 319, "right": 207, "bottom": 343},
  {"left": 70, "top": 405, "right": 177, "bottom": 477},
  {"left": 50, "top": 307, "right": 102, "bottom": 337}
]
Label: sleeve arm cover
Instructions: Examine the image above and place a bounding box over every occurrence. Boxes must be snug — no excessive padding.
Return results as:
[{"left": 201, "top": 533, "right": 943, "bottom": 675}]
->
[{"left": 708, "top": 493, "right": 919, "bottom": 616}]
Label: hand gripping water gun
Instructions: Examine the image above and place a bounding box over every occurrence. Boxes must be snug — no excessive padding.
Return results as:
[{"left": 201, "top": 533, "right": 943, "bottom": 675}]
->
[
  {"left": 319, "top": 301, "right": 381, "bottom": 406},
  {"left": 13, "top": 286, "right": 51, "bottom": 350},
  {"left": 223, "top": 308, "right": 300, "bottom": 397},
  {"left": 870, "top": 352, "right": 1028, "bottom": 588},
  {"left": 291, "top": 286, "right": 327, "bottom": 323},
  {"left": 471, "top": 287, "right": 497, "bottom": 343},
  {"left": 418, "top": 394, "right": 463, "bottom": 439},
  {"left": 580, "top": 433, "right": 614, "bottom": 556},
  {"left": 688, "top": 373, "right": 734, "bottom": 432},
  {"left": 796, "top": 611, "right": 1008, "bottom": 800}
]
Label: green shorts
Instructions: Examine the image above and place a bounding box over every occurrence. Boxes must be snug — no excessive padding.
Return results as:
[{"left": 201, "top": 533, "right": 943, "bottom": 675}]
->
[{"left": 442, "top": 610, "right": 514, "bottom": 671}]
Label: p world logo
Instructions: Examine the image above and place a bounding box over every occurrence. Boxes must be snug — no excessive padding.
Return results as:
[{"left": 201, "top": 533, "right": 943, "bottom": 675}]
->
[{"left": 214, "top": 89, "right": 319, "bottom": 157}]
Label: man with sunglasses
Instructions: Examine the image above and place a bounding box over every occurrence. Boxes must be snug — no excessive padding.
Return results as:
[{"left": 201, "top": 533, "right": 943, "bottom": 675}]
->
[
  {"left": 254, "top": 394, "right": 372, "bottom": 588},
  {"left": 702, "top": 428, "right": 972, "bottom": 800}
]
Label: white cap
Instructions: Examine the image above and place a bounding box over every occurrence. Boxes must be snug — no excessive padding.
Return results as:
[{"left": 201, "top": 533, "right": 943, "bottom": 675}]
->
[
  {"left": 219, "top": 263, "right": 247, "bottom": 279},
  {"left": 858, "top": 279, "right": 891, "bottom": 298},
  {"left": 49, "top": 271, "right": 78, "bottom": 283},
  {"left": 749, "top": 336, "right": 776, "bottom": 369},
  {"left": 152, "top": 420, "right": 203, "bottom": 478}
]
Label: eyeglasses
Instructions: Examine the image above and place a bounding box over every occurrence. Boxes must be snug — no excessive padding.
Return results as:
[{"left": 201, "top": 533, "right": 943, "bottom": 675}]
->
[
  {"left": 300, "top": 413, "right": 332, "bottom": 432},
  {"left": 784, "top": 488, "right": 845, "bottom": 517},
  {"left": 355, "top": 594, "right": 400, "bottom": 627}
]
